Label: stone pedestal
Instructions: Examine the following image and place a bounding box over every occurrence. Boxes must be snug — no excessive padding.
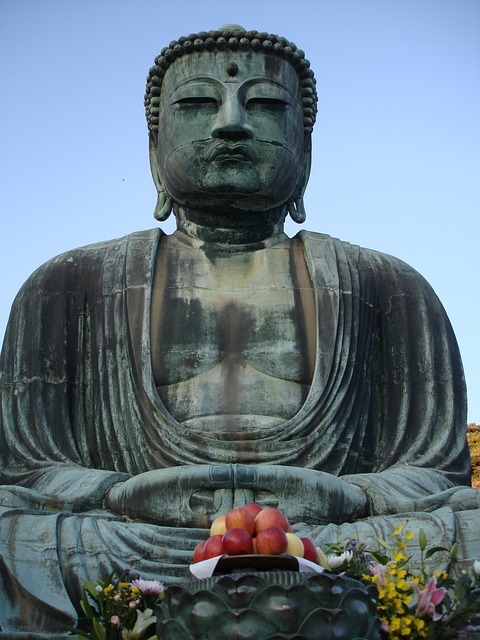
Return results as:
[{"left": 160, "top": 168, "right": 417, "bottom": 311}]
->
[{"left": 156, "top": 570, "right": 380, "bottom": 639}]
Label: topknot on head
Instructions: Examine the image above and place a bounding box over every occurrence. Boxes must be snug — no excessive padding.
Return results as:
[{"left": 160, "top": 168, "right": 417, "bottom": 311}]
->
[{"left": 145, "top": 26, "right": 318, "bottom": 136}]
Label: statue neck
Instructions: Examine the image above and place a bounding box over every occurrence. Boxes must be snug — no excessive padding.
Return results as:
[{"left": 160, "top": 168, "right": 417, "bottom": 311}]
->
[{"left": 173, "top": 204, "right": 287, "bottom": 248}]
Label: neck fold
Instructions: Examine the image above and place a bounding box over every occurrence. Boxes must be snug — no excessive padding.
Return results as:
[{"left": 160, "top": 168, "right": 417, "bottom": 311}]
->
[{"left": 173, "top": 204, "right": 287, "bottom": 248}]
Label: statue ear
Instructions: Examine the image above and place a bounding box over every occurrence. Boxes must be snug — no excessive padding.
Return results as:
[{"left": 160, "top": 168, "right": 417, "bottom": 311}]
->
[
  {"left": 149, "top": 134, "right": 173, "bottom": 222},
  {"left": 287, "top": 134, "right": 312, "bottom": 224}
]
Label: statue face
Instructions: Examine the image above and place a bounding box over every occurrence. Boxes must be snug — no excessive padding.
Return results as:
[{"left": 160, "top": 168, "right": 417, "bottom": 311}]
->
[{"left": 154, "top": 51, "right": 306, "bottom": 212}]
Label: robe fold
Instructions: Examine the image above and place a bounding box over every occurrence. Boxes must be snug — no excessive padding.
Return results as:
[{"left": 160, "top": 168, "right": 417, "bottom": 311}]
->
[{"left": 0, "top": 228, "right": 478, "bottom": 636}]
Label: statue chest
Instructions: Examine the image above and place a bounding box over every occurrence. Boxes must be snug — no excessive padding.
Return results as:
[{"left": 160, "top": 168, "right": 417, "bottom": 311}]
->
[{"left": 150, "top": 236, "right": 316, "bottom": 434}]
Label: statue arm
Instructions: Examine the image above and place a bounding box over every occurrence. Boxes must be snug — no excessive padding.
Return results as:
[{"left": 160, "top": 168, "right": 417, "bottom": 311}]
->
[
  {"left": 340, "top": 467, "right": 461, "bottom": 516},
  {"left": 339, "top": 248, "right": 470, "bottom": 517},
  {"left": 0, "top": 253, "right": 130, "bottom": 509}
]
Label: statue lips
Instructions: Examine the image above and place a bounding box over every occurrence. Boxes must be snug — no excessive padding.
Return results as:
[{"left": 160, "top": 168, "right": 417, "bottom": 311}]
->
[{"left": 204, "top": 142, "right": 257, "bottom": 163}]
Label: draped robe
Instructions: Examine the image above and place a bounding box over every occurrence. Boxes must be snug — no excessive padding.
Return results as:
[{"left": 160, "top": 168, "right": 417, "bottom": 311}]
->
[{"left": 0, "top": 228, "right": 478, "bottom": 637}]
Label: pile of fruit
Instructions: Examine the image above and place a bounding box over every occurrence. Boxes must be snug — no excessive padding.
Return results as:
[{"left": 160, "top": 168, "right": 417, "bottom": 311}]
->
[{"left": 193, "top": 503, "right": 318, "bottom": 563}]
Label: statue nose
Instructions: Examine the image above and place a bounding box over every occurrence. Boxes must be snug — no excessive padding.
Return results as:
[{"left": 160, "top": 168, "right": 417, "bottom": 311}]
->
[{"left": 211, "top": 96, "right": 254, "bottom": 140}]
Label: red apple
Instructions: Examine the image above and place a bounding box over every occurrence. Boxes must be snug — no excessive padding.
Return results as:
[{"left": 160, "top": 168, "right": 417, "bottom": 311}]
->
[
  {"left": 203, "top": 534, "right": 225, "bottom": 560},
  {"left": 193, "top": 539, "right": 207, "bottom": 563},
  {"left": 301, "top": 537, "right": 318, "bottom": 563},
  {"left": 225, "top": 508, "right": 255, "bottom": 536},
  {"left": 255, "top": 526, "right": 288, "bottom": 555},
  {"left": 254, "top": 508, "right": 289, "bottom": 534},
  {"left": 222, "top": 528, "right": 254, "bottom": 555},
  {"left": 243, "top": 503, "right": 263, "bottom": 518}
]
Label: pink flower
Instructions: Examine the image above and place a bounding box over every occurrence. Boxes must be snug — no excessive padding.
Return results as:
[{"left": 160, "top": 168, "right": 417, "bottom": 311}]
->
[
  {"left": 370, "top": 562, "right": 389, "bottom": 587},
  {"left": 412, "top": 576, "right": 446, "bottom": 621},
  {"left": 110, "top": 615, "right": 120, "bottom": 626},
  {"left": 129, "top": 578, "right": 165, "bottom": 595}
]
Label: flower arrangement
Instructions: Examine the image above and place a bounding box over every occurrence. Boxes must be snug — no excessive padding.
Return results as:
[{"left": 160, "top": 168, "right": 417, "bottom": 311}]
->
[
  {"left": 75, "top": 522, "right": 480, "bottom": 639},
  {"left": 74, "top": 570, "right": 165, "bottom": 640},
  {"left": 317, "top": 524, "right": 480, "bottom": 639}
]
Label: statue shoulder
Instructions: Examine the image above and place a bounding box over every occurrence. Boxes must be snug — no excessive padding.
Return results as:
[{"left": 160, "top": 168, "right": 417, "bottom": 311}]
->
[
  {"left": 298, "top": 229, "right": 443, "bottom": 311},
  {"left": 16, "top": 228, "right": 162, "bottom": 295},
  {"left": 299, "top": 229, "right": 429, "bottom": 281}
]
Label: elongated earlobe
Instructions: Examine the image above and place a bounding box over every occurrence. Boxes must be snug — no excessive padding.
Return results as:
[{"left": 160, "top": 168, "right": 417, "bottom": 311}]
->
[
  {"left": 287, "top": 197, "right": 307, "bottom": 224},
  {"left": 149, "top": 134, "right": 173, "bottom": 222},
  {"left": 288, "top": 134, "right": 311, "bottom": 224},
  {"left": 153, "top": 187, "right": 173, "bottom": 221}
]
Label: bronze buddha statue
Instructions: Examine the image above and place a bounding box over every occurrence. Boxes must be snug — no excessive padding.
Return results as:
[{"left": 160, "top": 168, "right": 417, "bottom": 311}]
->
[{"left": 0, "top": 26, "right": 478, "bottom": 637}]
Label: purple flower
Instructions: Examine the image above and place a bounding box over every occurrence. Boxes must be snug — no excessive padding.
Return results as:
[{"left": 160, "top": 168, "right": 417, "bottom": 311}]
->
[
  {"left": 412, "top": 576, "right": 446, "bottom": 622},
  {"left": 129, "top": 578, "right": 165, "bottom": 595}
]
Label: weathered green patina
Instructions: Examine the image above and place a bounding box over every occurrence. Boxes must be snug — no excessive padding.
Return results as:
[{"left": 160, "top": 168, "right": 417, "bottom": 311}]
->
[
  {"left": 0, "top": 25, "right": 479, "bottom": 637},
  {"left": 156, "top": 571, "right": 380, "bottom": 639}
]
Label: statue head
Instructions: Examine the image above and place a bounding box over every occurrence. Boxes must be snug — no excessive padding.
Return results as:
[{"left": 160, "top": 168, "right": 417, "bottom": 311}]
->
[{"left": 145, "top": 26, "right": 318, "bottom": 227}]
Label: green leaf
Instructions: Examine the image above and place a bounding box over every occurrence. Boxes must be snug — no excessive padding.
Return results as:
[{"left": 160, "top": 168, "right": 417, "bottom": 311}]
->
[
  {"left": 370, "top": 550, "right": 390, "bottom": 565},
  {"left": 83, "top": 580, "right": 101, "bottom": 600},
  {"left": 375, "top": 537, "right": 392, "bottom": 551},
  {"left": 92, "top": 619, "right": 107, "bottom": 640},
  {"left": 64, "top": 625, "right": 93, "bottom": 639},
  {"left": 425, "top": 546, "right": 450, "bottom": 559},
  {"left": 80, "top": 597, "right": 96, "bottom": 620},
  {"left": 449, "top": 542, "right": 459, "bottom": 560}
]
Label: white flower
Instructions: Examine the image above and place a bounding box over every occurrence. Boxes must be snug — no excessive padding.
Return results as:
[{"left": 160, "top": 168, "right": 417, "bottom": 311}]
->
[
  {"left": 95, "top": 585, "right": 103, "bottom": 592},
  {"left": 327, "top": 550, "right": 353, "bottom": 569},
  {"left": 473, "top": 560, "right": 480, "bottom": 576},
  {"left": 121, "top": 608, "right": 157, "bottom": 640},
  {"left": 130, "top": 578, "right": 165, "bottom": 595}
]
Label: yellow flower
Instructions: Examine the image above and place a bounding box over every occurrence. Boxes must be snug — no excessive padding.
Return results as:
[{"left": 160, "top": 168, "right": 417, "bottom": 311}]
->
[
  {"left": 414, "top": 618, "right": 426, "bottom": 630},
  {"left": 394, "top": 552, "right": 408, "bottom": 563},
  {"left": 433, "top": 569, "right": 448, "bottom": 581}
]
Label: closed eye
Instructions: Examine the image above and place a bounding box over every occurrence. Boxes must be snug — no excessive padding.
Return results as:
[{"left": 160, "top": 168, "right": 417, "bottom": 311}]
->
[
  {"left": 174, "top": 97, "right": 218, "bottom": 105},
  {"left": 247, "top": 98, "right": 287, "bottom": 106}
]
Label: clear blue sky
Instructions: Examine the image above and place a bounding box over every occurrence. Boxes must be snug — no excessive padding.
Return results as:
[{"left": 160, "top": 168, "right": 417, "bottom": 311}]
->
[{"left": 1, "top": 0, "right": 479, "bottom": 422}]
